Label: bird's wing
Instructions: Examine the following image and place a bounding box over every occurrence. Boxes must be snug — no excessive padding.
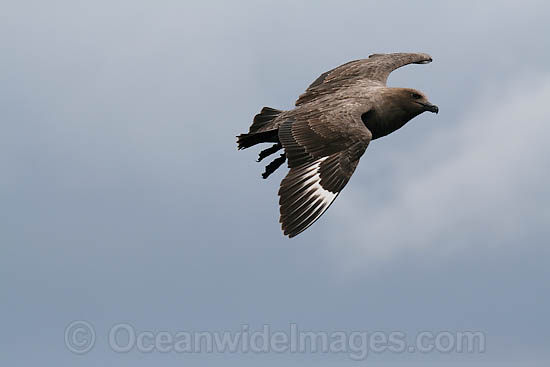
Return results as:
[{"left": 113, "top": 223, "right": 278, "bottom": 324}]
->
[
  {"left": 296, "top": 52, "right": 432, "bottom": 106},
  {"left": 278, "top": 104, "right": 372, "bottom": 237}
]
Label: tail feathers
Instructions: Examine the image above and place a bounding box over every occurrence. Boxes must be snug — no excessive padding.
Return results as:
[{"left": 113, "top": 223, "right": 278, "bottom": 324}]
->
[
  {"left": 249, "top": 107, "right": 283, "bottom": 134},
  {"left": 237, "top": 106, "right": 283, "bottom": 150},
  {"left": 237, "top": 106, "right": 286, "bottom": 178},
  {"left": 236, "top": 130, "right": 279, "bottom": 150}
]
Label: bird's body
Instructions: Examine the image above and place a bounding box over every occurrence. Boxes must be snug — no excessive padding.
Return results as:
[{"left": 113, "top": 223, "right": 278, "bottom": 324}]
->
[{"left": 237, "top": 53, "right": 438, "bottom": 238}]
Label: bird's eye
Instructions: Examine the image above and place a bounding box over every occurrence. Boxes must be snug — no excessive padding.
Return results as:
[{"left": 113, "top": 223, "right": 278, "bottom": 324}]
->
[{"left": 411, "top": 93, "right": 422, "bottom": 99}]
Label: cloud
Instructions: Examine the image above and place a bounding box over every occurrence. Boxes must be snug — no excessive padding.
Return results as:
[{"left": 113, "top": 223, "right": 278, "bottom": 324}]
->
[{"left": 323, "top": 73, "right": 550, "bottom": 270}]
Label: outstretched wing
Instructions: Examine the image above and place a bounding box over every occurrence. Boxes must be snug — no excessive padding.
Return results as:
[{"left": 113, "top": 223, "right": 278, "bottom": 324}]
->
[
  {"left": 278, "top": 105, "right": 372, "bottom": 237},
  {"left": 296, "top": 52, "right": 432, "bottom": 106}
]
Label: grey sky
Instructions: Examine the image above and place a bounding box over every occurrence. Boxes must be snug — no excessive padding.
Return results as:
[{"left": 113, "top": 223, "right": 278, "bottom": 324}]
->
[{"left": 1, "top": 0, "right": 549, "bottom": 366}]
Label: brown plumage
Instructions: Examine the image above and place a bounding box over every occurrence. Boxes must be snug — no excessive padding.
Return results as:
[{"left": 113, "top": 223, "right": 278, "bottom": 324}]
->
[{"left": 237, "top": 52, "right": 438, "bottom": 238}]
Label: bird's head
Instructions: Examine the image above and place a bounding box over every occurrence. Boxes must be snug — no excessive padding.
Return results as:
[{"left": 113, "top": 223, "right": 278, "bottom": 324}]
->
[{"left": 397, "top": 88, "right": 439, "bottom": 115}]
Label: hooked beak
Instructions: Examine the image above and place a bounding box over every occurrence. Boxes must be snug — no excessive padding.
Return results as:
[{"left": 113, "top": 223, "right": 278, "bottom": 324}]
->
[{"left": 418, "top": 101, "right": 439, "bottom": 114}]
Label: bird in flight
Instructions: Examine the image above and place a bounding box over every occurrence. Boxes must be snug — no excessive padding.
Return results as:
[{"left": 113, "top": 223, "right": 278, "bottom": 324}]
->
[{"left": 237, "top": 53, "right": 438, "bottom": 238}]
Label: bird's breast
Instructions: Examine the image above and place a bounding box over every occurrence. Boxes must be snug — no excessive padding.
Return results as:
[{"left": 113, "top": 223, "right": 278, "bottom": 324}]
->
[{"left": 361, "top": 108, "right": 417, "bottom": 140}]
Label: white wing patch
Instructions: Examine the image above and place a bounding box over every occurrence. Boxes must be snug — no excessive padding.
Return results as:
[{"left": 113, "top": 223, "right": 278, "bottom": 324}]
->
[
  {"left": 279, "top": 157, "right": 339, "bottom": 237},
  {"left": 300, "top": 157, "right": 338, "bottom": 207}
]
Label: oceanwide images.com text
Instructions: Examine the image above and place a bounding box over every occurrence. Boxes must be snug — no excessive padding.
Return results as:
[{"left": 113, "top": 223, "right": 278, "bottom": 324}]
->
[{"left": 65, "top": 321, "right": 486, "bottom": 360}]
